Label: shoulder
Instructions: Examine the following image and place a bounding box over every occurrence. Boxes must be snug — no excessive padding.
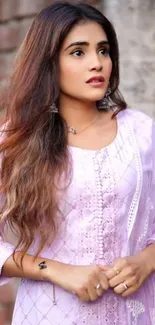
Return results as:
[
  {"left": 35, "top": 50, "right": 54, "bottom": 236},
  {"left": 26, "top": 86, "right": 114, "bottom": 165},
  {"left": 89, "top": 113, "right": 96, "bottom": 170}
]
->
[
  {"left": 119, "top": 108, "right": 153, "bottom": 127},
  {"left": 118, "top": 108, "right": 155, "bottom": 157},
  {"left": 118, "top": 108, "right": 153, "bottom": 140}
]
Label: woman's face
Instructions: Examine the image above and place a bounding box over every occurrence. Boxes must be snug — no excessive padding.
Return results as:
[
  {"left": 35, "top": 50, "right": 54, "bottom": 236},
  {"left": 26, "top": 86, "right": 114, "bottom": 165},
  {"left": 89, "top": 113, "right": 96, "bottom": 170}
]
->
[{"left": 59, "top": 21, "right": 112, "bottom": 103}]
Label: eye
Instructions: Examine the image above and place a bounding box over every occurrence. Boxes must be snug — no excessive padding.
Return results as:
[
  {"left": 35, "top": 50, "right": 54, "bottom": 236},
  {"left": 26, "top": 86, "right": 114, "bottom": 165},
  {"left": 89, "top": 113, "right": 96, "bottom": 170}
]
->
[
  {"left": 71, "top": 49, "right": 84, "bottom": 57},
  {"left": 99, "top": 48, "right": 109, "bottom": 56}
]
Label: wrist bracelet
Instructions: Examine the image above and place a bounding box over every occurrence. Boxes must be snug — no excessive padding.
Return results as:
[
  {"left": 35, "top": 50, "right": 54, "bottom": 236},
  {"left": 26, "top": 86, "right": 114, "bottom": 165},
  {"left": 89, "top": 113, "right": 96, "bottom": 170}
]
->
[{"left": 38, "top": 260, "right": 57, "bottom": 305}]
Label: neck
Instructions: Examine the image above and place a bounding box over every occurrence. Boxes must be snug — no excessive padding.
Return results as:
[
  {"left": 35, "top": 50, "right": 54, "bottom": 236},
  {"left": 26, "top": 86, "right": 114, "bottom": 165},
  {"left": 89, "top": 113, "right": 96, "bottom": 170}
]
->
[{"left": 59, "top": 96, "right": 99, "bottom": 130}]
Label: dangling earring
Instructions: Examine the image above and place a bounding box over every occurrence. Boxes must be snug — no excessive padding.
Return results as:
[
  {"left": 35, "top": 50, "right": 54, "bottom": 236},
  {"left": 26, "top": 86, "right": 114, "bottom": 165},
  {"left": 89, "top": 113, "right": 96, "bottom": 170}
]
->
[
  {"left": 49, "top": 103, "right": 58, "bottom": 113},
  {"left": 98, "top": 88, "right": 112, "bottom": 110}
]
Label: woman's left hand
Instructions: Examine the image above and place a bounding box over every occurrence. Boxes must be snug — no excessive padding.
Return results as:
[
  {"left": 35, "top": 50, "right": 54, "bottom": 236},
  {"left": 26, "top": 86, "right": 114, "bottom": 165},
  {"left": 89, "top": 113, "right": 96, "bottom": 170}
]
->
[{"left": 100, "top": 250, "right": 154, "bottom": 297}]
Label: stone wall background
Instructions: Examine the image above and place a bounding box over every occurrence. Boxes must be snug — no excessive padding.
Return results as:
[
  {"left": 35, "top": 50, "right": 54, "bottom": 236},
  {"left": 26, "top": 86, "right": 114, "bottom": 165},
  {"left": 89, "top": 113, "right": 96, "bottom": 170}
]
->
[
  {"left": 103, "top": 0, "right": 155, "bottom": 117},
  {"left": 0, "top": 0, "right": 155, "bottom": 116}
]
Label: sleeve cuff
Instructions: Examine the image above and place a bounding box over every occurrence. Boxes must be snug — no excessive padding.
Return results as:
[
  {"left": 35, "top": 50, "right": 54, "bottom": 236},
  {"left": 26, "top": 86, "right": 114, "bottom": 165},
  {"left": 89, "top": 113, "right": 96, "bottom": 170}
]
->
[{"left": 0, "top": 241, "right": 14, "bottom": 286}]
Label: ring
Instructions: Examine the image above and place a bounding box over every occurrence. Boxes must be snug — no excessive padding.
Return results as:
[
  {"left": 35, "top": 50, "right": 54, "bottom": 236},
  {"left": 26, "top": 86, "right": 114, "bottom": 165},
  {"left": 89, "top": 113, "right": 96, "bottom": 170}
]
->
[
  {"left": 123, "top": 283, "right": 128, "bottom": 290},
  {"left": 96, "top": 283, "right": 101, "bottom": 290},
  {"left": 113, "top": 266, "right": 119, "bottom": 275}
]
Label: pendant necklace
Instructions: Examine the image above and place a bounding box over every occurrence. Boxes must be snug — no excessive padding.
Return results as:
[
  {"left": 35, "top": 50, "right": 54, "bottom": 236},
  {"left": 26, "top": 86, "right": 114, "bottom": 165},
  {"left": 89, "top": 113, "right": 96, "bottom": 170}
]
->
[{"left": 68, "top": 114, "right": 100, "bottom": 135}]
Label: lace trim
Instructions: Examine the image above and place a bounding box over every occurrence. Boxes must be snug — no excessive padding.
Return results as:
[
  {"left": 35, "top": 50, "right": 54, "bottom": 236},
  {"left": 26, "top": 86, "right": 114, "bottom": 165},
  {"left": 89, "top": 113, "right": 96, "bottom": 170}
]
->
[
  {"left": 126, "top": 124, "right": 143, "bottom": 241},
  {"left": 136, "top": 197, "right": 153, "bottom": 250}
]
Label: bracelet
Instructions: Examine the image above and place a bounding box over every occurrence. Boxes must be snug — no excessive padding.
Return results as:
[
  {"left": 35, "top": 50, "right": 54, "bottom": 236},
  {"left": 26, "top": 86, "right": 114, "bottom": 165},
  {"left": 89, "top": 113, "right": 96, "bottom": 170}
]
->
[{"left": 38, "top": 260, "right": 56, "bottom": 305}]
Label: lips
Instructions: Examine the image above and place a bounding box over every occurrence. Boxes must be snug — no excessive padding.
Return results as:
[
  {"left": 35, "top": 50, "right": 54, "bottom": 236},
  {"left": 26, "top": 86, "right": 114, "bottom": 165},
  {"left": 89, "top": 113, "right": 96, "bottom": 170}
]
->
[{"left": 86, "top": 76, "right": 105, "bottom": 83}]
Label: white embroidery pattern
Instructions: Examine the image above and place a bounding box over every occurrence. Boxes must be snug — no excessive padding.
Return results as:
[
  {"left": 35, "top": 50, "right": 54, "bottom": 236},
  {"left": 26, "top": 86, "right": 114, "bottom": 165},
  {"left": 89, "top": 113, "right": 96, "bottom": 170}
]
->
[
  {"left": 150, "top": 308, "right": 155, "bottom": 325},
  {"left": 136, "top": 197, "right": 153, "bottom": 250},
  {"left": 126, "top": 300, "right": 145, "bottom": 325},
  {"left": 127, "top": 127, "right": 142, "bottom": 240}
]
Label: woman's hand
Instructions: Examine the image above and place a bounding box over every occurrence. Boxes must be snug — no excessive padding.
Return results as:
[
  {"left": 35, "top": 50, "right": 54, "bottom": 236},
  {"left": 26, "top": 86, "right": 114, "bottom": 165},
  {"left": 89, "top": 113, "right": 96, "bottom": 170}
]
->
[
  {"left": 100, "top": 248, "right": 154, "bottom": 297},
  {"left": 47, "top": 261, "right": 109, "bottom": 302}
]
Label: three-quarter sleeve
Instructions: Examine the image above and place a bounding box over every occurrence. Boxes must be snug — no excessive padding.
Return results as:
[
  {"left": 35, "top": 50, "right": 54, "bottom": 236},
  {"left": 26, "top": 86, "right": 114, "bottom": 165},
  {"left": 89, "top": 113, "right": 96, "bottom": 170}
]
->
[
  {"left": 0, "top": 236, "right": 14, "bottom": 285},
  {"left": 0, "top": 125, "right": 15, "bottom": 285}
]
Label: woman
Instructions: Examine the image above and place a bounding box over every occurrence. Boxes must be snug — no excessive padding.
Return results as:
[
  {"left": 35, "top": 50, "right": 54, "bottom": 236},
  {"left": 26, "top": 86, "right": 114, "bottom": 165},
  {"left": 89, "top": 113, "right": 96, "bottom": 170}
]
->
[{"left": 0, "top": 2, "right": 155, "bottom": 325}]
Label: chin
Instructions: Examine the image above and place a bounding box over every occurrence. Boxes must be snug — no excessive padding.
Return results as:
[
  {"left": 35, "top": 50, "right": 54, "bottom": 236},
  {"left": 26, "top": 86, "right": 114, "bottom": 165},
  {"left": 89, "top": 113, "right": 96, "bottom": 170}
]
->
[
  {"left": 87, "top": 91, "right": 106, "bottom": 102},
  {"left": 87, "top": 95, "right": 105, "bottom": 102}
]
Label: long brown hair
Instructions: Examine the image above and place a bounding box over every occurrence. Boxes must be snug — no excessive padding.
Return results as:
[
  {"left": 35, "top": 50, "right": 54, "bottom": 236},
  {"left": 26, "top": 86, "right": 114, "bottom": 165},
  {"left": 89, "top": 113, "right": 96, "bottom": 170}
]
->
[{"left": 0, "top": 1, "right": 127, "bottom": 264}]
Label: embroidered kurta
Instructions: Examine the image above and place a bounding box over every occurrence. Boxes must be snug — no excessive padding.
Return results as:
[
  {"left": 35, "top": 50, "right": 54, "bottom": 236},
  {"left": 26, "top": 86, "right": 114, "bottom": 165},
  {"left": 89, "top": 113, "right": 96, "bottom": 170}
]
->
[{"left": 0, "top": 108, "right": 155, "bottom": 325}]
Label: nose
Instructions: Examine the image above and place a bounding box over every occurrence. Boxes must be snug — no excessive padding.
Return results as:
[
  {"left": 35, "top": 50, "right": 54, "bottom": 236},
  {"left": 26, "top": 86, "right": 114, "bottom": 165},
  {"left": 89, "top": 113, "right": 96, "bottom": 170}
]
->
[{"left": 88, "top": 54, "right": 102, "bottom": 72}]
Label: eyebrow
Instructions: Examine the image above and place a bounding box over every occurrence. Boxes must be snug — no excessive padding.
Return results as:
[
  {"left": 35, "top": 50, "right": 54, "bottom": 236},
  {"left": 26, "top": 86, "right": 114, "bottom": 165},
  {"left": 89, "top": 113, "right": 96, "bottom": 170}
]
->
[{"left": 64, "top": 40, "right": 109, "bottom": 51}]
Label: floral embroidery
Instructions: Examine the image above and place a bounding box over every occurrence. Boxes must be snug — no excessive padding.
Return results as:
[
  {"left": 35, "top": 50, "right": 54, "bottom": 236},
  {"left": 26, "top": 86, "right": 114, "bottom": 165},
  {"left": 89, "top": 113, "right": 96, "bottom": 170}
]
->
[
  {"left": 136, "top": 197, "right": 153, "bottom": 250},
  {"left": 126, "top": 300, "right": 145, "bottom": 325},
  {"left": 150, "top": 308, "right": 155, "bottom": 325}
]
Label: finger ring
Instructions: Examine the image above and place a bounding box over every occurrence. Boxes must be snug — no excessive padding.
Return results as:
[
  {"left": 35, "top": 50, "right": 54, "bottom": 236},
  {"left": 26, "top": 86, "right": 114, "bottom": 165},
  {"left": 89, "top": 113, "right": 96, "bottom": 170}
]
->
[
  {"left": 96, "top": 283, "right": 101, "bottom": 290},
  {"left": 113, "top": 266, "right": 119, "bottom": 275},
  {"left": 123, "top": 283, "right": 128, "bottom": 290}
]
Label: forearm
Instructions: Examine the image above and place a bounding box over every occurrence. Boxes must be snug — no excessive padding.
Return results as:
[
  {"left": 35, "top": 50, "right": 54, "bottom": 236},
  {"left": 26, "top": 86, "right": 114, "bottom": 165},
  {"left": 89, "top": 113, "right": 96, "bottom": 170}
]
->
[
  {"left": 137, "top": 244, "right": 155, "bottom": 274},
  {"left": 1, "top": 251, "right": 60, "bottom": 282}
]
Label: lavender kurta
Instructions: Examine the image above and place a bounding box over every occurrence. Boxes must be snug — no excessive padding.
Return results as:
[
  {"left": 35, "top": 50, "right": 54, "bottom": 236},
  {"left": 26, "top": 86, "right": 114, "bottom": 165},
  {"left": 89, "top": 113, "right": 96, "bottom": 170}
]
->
[{"left": 0, "top": 109, "right": 155, "bottom": 325}]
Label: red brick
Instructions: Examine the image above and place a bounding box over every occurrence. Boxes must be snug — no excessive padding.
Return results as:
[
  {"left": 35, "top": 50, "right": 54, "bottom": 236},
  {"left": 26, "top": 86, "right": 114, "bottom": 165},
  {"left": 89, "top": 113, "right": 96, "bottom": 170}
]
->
[
  {"left": 0, "top": 0, "right": 18, "bottom": 22},
  {"left": 0, "top": 0, "right": 100, "bottom": 22},
  {"left": 16, "top": 0, "right": 48, "bottom": 17},
  {"left": 16, "top": 0, "right": 100, "bottom": 17},
  {"left": 0, "top": 22, "right": 20, "bottom": 51}
]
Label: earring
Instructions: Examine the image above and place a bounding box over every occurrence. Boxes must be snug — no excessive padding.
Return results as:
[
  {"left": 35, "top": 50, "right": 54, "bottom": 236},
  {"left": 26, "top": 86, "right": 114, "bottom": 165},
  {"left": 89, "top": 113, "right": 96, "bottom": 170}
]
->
[
  {"left": 98, "top": 88, "right": 112, "bottom": 110},
  {"left": 49, "top": 103, "right": 58, "bottom": 113}
]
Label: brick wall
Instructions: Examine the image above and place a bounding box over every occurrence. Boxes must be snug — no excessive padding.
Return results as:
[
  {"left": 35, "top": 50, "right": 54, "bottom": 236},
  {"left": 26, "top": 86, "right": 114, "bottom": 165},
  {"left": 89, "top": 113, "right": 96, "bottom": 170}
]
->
[{"left": 0, "top": 0, "right": 100, "bottom": 89}]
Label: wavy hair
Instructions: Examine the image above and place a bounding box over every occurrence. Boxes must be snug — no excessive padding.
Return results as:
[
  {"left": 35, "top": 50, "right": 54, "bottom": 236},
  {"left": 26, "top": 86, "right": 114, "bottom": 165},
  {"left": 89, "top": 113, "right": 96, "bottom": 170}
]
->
[{"left": 0, "top": 1, "right": 127, "bottom": 264}]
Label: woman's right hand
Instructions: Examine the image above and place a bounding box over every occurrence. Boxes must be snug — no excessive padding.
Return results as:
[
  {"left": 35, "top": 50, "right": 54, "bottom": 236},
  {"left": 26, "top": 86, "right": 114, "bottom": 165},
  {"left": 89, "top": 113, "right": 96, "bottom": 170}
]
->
[{"left": 47, "top": 261, "right": 109, "bottom": 302}]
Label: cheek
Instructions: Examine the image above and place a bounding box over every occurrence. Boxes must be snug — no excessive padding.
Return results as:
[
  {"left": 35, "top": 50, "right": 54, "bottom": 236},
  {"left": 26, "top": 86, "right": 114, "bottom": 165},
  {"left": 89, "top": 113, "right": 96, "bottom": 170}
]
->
[
  {"left": 59, "top": 62, "right": 82, "bottom": 90},
  {"left": 105, "top": 59, "right": 112, "bottom": 77},
  {"left": 61, "top": 62, "right": 80, "bottom": 78}
]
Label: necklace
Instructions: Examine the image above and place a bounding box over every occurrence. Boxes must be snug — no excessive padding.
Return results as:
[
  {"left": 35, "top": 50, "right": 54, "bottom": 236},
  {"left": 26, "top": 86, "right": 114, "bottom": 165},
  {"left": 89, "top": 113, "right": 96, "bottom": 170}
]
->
[{"left": 68, "top": 113, "right": 100, "bottom": 135}]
